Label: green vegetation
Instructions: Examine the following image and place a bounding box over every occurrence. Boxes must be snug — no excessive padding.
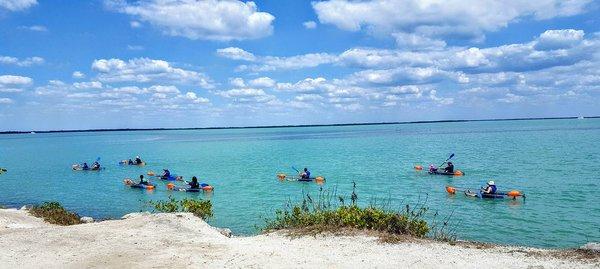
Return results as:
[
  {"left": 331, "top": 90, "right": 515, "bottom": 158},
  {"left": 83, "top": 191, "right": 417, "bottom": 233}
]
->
[
  {"left": 29, "top": 202, "right": 82, "bottom": 226},
  {"left": 264, "top": 183, "right": 430, "bottom": 240},
  {"left": 149, "top": 196, "right": 213, "bottom": 220}
]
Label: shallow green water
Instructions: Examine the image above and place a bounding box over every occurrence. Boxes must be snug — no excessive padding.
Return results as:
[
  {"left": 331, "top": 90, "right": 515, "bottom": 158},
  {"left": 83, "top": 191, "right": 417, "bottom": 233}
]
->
[{"left": 0, "top": 119, "right": 598, "bottom": 248}]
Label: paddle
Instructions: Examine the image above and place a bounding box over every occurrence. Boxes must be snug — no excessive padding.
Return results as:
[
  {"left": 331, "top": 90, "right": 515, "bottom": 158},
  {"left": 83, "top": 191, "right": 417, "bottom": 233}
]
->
[
  {"left": 291, "top": 166, "right": 299, "bottom": 173},
  {"left": 439, "top": 153, "right": 454, "bottom": 167}
]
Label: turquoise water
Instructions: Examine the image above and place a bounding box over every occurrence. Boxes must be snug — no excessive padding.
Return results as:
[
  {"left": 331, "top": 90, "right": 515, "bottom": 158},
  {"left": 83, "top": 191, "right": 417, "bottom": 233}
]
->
[{"left": 0, "top": 119, "right": 599, "bottom": 248}]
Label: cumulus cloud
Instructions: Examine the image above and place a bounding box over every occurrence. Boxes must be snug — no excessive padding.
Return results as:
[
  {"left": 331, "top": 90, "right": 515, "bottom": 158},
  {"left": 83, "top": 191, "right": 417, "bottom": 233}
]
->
[
  {"left": 91, "top": 58, "right": 213, "bottom": 88},
  {"left": 303, "top": 21, "right": 317, "bottom": 29},
  {"left": 535, "top": 29, "right": 585, "bottom": 50},
  {"left": 72, "top": 71, "right": 85, "bottom": 79},
  {"left": 73, "top": 81, "right": 103, "bottom": 89},
  {"left": 312, "top": 0, "right": 591, "bottom": 40},
  {"left": 0, "top": 56, "right": 44, "bottom": 67},
  {"left": 248, "top": 77, "right": 276, "bottom": 88},
  {"left": 217, "top": 88, "right": 276, "bottom": 103},
  {"left": 0, "top": 75, "right": 33, "bottom": 92},
  {"left": 0, "top": 0, "right": 37, "bottom": 11},
  {"left": 217, "top": 47, "right": 338, "bottom": 72},
  {"left": 106, "top": 0, "right": 275, "bottom": 41}
]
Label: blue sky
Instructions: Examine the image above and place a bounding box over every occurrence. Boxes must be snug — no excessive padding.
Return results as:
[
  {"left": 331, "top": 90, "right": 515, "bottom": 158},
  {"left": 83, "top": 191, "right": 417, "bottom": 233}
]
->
[{"left": 0, "top": 0, "right": 599, "bottom": 131}]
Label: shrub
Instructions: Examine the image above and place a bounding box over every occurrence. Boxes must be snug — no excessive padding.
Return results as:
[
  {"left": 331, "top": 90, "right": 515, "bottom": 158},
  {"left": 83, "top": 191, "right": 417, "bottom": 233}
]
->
[
  {"left": 29, "top": 202, "right": 82, "bottom": 226},
  {"left": 149, "top": 196, "right": 213, "bottom": 220},
  {"left": 264, "top": 183, "right": 430, "bottom": 238}
]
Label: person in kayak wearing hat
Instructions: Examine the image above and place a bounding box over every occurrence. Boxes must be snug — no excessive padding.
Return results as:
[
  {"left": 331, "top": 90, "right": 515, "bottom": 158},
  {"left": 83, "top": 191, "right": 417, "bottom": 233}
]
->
[
  {"left": 482, "top": 181, "right": 497, "bottom": 194},
  {"left": 134, "top": 156, "right": 143, "bottom": 165},
  {"left": 300, "top": 168, "right": 311, "bottom": 179},
  {"left": 443, "top": 162, "right": 454, "bottom": 174}
]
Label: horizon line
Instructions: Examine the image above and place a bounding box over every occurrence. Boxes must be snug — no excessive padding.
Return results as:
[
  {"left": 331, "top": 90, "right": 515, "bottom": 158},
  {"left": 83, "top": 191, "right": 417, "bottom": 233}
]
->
[{"left": 1, "top": 115, "right": 597, "bottom": 135}]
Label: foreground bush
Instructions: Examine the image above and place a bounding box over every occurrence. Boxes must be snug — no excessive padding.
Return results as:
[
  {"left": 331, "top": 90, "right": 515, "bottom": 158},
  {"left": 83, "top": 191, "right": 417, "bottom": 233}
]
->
[
  {"left": 264, "top": 184, "right": 430, "bottom": 238},
  {"left": 30, "top": 202, "right": 82, "bottom": 225},
  {"left": 149, "top": 196, "right": 213, "bottom": 220}
]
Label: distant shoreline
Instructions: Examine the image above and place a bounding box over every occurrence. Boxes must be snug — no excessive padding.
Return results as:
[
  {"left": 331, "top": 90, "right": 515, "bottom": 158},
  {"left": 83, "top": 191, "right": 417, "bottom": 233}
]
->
[{"left": 1, "top": 116, "right": 598, "bottom": 135}]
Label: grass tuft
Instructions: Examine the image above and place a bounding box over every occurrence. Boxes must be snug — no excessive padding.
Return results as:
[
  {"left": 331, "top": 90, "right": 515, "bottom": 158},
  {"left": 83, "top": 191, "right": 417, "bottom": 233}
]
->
[
  {"left": 29, "top": 202, "right": 82, "bottom": 226},
  {"left": 149, "top": 196, "right": 213, "bottom": 220},
  {"left": 264, "top": 183, "right": 430, "bottom": 239}
]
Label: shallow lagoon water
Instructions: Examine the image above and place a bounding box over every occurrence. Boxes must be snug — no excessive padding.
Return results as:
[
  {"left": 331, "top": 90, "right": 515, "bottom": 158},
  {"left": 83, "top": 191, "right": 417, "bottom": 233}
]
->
[{"left": 0, "top": 118, "right": 599, "bottom": 248}]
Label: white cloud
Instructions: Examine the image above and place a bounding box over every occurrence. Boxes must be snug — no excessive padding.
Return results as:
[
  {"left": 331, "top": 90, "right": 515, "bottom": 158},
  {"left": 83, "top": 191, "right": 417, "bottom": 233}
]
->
[
  {"left": 535, "top": 29, "right": 585, "bottom": 50},
  {"left": 295, "top": 94, "right": 324, "bottom": 101},
  {"left": 91, "top": 58, "right": 213, "bottom": 88},
  {"left": 0, "top": 97, "right": 13, "bottom": 104},
  {"left": 183, "top": 91, "right": 210, "bottom": 104},
  {"left": 498, "top": 93, "right": 525, "bottom": 103},
  {"left": 229, "top": 77, "right": 246, "bottom": 87},
  {"left": 72, "top": 71, "right": 85, "bottom": 79},
  {"left": 73, "top": 81, "right": 103, "bottom": 89},
  {"left": 0, "top": 0, "right": 37, "bottom": 11},
  {"left": 313, "top": 0, "right": 591, "bottom": 40},
  {"left": 147, "top": 85, "right": 180, "bottom": 94},
  {"left": 106, "top": 0, "right": 275, "bottom": 41},
  {"left": 19, "top": 25, "right": 47, "bottom": 32},
  {"left": 0, "top": 75, "right": 33, "bottom": 85},
  {"left": 0, "top": 56, "right": 44, "bottom": 67},
  {"left": 217, "top": 88, "right": 276, "bottom": 103},
  {"left": 248, "top": 77, "right": 275, "bottom": 88},
  {"left": 276, "top": 77, "right": 330, "bottom": 93},
  {"left": 217, "top": 47, "right": 256, "bottom": 61},
  {"left": 392, "top": 32, "right": 446, "bottom": 50},
  {"left": 303, "top": 21, "right": 317, "bottom": 29}
]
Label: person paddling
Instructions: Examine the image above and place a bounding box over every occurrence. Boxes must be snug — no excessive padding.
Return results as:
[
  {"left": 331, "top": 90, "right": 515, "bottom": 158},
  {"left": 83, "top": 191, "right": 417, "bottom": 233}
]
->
[
  {"left": 138, "top": 174, "right": 149, "bottom": 185},
  {"left": 82, "top": 162, "right": 89, "bottom": 170},
  {"left": 443, "top": 162, "right": 454, "bottom": 174},
  {"left": 91, "top": 161, "right": 101, "bottom": 170},
  {"left": 187, "top": 176, "right": 200, "bottom": 189},
  {"left": 134, "top": 156, "right": 143, "bottom": 165},
  {"left": 300, "top": 168, "right": 311, "bottom": 179},
  {"left": 161, "top": 169, "right": 171, "bottom": 179},
  {"left": 482, "top": 181, "right": 497, "bottom": 194}
]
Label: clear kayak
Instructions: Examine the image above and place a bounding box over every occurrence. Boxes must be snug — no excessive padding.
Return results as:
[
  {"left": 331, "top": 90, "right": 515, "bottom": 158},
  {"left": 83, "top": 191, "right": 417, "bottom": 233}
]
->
[
  {"left": 447, "top": 186, "right": 525, "bottom": 199},
  {"left": 123, "top": 179, "right": 155, "bottom": 190}
]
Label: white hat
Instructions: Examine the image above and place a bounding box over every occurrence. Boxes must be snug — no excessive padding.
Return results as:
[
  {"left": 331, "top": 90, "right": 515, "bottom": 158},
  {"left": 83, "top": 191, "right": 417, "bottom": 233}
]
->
[{"left": 488, "top": 180, "right": 495, "bottom": 185}]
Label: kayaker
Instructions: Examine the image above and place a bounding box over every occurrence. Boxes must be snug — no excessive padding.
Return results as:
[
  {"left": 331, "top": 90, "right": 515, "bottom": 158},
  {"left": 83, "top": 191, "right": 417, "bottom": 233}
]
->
[
  {"left": 188, "top": 176, "right": 200, "bottom": 189},
  {"left": 138, "top": 174, "right": 149, "bottom": 185},
  {"left": 92, "top": 161, "right": 101, "bottom": 170},
  {"left": 127, "top": 159, "right": 134, "bottom": 165},
  {"left": 443, "top": 162, "right": 454, "bottom": 173},
  {"left": 82, "top": 162, "right": 89, "bottom": 170},
  {"left": 300, "top": 168, "right": 311, "bottom": 179},
  {"left": 135, "top": 156, "right": 142, "bottom": 165},
  {"left": 161, "top": 169, "right": 171, "bottom": 179},
  {"left": 481, "top": 181, "right": 497, "bottom": 194},
  {"left": 428, "top": 164, "right": 438, "bottom": 173}
]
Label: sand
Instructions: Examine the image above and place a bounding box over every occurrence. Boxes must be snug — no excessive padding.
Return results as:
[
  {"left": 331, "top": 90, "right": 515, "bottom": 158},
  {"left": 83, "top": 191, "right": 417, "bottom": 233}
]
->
[{"left": 0, "top": 209, "right": 597, "bottom": 269}]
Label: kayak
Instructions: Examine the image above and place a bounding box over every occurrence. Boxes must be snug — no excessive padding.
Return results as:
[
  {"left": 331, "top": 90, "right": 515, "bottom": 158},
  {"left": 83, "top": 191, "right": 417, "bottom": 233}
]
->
[
  {"left": 0, "top": 168, "right": 6, "bottom": 174},
  {"left": 72, "top": 164, "right": 104, "bottom": 171},
  {"left": 167, "top": 183, "right": 214, "bottom": 192},
  {"left": 428, "top": 170, "right": 464, "bottom": 176},
  {"left": 447, "top": 186, "right": 525, "bottom": 199},
  {"left": 159, "top": 175, "right": 183, "bottom": 181},
  {"left": 123, "top": 178, "right": 155, "bottom": 190},
  {"left": 295, "top": 176, "right": 325, "bottom": 182},
  {"left": 118, "top": 160, "right": 146, "bottom": 166}
]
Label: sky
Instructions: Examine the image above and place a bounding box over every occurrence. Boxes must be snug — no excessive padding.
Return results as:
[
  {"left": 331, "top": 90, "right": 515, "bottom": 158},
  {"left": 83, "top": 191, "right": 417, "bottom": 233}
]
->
[{"left": 0, "top": 0, "right": 599, "bottom": 131}]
